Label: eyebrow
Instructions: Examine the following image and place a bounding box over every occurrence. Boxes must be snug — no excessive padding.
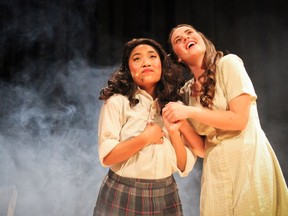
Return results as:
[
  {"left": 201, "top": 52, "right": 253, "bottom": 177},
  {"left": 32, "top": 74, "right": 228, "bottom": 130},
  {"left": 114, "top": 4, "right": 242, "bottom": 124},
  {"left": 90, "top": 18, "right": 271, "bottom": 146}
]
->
[
  {"left": 131, "top": 50, "right": 157, "bottom": 57},
  {"left": 173, "top": 29, "right": 191, "bottom": 43}
]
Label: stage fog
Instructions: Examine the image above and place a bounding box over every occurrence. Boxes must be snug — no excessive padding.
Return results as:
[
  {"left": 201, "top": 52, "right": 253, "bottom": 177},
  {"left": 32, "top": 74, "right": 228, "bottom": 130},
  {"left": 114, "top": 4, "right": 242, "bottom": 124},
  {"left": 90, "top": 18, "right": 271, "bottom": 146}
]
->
[{"left": 0, "top": 0, "right": 287, "bottom": 216}]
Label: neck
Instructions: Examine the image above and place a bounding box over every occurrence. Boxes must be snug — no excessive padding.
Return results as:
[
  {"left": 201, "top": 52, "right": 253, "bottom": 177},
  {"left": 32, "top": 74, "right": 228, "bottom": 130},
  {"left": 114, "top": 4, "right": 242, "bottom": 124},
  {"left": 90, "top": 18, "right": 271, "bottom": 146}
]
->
[
  {"left": 142, "top": 86, "right": 156, "bottom": 99},
  {"left": 189, "top": 65, "right": 205, "bottom": 80},
  {"left": 187, "top": 53, "right": 205, "bottom": 80}
]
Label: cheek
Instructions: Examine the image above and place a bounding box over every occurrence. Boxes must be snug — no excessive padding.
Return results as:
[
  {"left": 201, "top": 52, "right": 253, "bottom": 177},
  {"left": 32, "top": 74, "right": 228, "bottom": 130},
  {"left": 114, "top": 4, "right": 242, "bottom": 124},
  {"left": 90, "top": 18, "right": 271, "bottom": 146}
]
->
[
  {"left": 156, "top": 63, "right": 162, "bottom": 80},
  {"left": 173, "top": 45, "right": 182, "bottom": 56},
  {"left": 129, "top": 65, "right": 141, "bottom": 85},
  {"left": 129, "top": 64, "right": 138, "bottom": 78}
]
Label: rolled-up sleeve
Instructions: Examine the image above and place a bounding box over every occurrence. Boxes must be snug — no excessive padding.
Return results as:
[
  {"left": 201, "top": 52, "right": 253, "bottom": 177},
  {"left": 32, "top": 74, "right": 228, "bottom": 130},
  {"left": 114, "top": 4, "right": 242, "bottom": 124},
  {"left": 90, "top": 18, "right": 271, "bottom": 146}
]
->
[
  {"left": 98, "top": 96, "right": 125, "bottom": 166},
  {"left": 177, "top": 146, "right": 197, "bottom": 177}
]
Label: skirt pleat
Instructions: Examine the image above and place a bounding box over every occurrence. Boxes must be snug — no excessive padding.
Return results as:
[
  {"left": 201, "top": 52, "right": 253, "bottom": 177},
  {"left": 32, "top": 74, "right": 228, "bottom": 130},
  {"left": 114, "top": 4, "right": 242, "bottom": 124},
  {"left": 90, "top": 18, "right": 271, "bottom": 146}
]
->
[{"left": 93, "top": 170, "right": 183, "bottom": 216}]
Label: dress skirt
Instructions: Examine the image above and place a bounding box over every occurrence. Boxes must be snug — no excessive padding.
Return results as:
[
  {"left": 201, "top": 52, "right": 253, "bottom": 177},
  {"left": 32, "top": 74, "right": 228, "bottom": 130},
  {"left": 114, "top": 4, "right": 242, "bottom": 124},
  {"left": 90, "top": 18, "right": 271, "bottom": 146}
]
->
[{"left": 93, "top": 169, "right": 183, "bottom": 216}]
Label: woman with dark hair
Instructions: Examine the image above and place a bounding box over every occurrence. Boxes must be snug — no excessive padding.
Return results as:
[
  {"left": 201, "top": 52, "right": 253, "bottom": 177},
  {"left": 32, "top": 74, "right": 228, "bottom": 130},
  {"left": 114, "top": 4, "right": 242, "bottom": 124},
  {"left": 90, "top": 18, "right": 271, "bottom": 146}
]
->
[
  {"left": 93, "top": 38, "right": 204, "bottom": 216},
  {"left": 163, "top": 24, "right": 288, "bottom": 215}
]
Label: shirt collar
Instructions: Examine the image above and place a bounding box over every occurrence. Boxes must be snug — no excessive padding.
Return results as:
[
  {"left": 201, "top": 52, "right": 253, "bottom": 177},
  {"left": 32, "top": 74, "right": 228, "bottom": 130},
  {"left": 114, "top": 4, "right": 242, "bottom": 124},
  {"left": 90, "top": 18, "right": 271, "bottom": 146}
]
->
[{"left": 135, "top": 87, "right": 156, "bottom": 101}]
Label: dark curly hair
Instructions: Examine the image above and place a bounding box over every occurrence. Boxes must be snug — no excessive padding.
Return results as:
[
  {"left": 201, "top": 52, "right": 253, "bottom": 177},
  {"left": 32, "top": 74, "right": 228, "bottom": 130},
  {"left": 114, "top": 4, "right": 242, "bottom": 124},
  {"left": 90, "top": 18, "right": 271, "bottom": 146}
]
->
[
  {"left": 168, "top": 24, "right": 224, "bottom": 109},
  {"left": 99, "top": 38, "right": 185, "bottom": 111}
]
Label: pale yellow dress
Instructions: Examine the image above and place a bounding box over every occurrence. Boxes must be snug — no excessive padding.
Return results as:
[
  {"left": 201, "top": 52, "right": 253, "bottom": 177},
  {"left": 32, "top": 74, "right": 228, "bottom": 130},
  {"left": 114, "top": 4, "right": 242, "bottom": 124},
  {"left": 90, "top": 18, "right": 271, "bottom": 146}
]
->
[{"left": 181, "top": 54, "right": 288, "bottom": 216}]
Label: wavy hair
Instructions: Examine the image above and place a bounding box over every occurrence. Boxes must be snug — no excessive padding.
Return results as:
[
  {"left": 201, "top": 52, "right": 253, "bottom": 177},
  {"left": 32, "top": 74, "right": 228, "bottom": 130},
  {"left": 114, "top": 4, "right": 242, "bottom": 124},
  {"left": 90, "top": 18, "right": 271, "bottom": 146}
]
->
[
  {"left": 168, "top": 24, "right": 223, "bottom": 109},
  {"left": 99, "top": 38, "right": 185, "bottom": 111}
]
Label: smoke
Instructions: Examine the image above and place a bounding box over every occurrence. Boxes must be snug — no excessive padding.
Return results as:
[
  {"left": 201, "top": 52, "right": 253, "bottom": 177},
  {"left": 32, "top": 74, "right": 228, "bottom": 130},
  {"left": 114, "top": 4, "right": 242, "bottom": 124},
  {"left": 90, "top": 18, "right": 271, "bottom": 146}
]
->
[
  {"left": 0, "top": 1, "right": 107, "bottom": 215},
  {"left": 0, "top": 1, "right": 203, "bottom": 215},
  {"left": 0, "top": 60, "right": 202, "bottom": 216},
  {"left": 0, "top": 60, "right": 112, "bottom": 216},
  {"left": 1, "top": 0, "right": 287, "bottom": 215}
]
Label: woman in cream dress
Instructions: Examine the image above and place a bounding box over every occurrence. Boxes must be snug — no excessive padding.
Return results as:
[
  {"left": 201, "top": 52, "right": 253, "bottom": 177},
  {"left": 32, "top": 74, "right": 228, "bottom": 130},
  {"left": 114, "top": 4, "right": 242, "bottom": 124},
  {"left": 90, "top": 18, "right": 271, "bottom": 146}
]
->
[{"left": 163, "top": 24, "right": 288, "bottom": 216}]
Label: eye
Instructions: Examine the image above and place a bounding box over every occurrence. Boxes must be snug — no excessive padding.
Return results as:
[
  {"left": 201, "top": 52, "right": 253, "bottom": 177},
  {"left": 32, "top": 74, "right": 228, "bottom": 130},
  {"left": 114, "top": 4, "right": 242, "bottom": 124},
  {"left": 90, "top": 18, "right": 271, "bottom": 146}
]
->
[
  {"left": 150, "top": 55, "right": 157, "bottom": 59},
  {"left": 175, "top": 38, "right": 181, "bottom": 44},
  {"left": 132, "top": 57, "right": 141, "bottom": 62}
]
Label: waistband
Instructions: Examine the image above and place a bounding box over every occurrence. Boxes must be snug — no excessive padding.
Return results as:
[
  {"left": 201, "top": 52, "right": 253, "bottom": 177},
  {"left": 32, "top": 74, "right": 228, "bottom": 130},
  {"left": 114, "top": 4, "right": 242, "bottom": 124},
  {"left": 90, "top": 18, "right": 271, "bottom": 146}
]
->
[{"left": 108, "top": 169, "right": 175, "bottom": 189}]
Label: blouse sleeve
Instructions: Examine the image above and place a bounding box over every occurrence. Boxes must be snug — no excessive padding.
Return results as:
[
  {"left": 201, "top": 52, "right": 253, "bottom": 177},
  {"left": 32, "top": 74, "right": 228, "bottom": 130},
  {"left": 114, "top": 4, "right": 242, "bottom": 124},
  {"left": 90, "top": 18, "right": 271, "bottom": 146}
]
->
[
  {"left": 177, "top": 146, "right": 197, "bottom": 177},
  {"left": 97, "top": 95, "right": 126, "bottom": 167},
  {"left": 217, "top": 54, "right": 257, "bottom": 102}
]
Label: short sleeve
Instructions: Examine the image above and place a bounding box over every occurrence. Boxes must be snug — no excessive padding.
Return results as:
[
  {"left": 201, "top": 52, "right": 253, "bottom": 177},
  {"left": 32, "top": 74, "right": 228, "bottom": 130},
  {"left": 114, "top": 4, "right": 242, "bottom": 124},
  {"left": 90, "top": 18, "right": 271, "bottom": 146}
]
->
[{"left": 217, "top": 54, "right": 257, "bottom": 102}]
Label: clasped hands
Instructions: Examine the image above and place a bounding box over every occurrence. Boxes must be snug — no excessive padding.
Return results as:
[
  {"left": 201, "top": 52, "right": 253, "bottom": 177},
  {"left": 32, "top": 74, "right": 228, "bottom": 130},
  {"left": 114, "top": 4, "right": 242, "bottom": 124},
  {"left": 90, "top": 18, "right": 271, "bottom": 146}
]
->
[
  {"left": 162, "top": 101, "right": 187, "bottom": 123},
  {"left": 143, "top": 102, "right": 186, "bottom": 145}
]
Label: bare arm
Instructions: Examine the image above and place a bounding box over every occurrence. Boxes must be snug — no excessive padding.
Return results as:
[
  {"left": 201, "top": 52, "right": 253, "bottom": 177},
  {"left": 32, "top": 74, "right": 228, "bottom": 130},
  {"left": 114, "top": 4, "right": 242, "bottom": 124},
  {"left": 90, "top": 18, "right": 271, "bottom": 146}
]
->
[
  {"left": 103, "top": 122, "right": 164, "bottom": 166},
  {"left": 168, "top": 130, "right": 187, "bottom": 172},
  {"left": 179, "top": 120, "right": 205, "bottom": 157},
  {"left": 163, "top": 115, "right": 187, "bottom": 171},
  {"left": 162, "top": 94, "right": 251, "bottom": 130}
]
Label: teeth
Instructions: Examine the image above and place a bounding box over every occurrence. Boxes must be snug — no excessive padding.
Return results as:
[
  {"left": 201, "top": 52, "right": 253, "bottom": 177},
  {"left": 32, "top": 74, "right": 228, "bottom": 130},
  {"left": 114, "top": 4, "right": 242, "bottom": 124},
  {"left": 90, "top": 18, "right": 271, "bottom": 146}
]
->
[{"left": 187, "top": 42, "right": 195, "bottom": 49}]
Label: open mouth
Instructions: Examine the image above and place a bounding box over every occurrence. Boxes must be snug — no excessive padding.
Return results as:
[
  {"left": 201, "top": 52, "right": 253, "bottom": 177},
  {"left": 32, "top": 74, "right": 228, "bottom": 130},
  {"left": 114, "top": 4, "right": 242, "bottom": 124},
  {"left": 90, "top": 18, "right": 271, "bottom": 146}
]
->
[{"left": 187, "top": 41, "right": 196, "bottom": 49}]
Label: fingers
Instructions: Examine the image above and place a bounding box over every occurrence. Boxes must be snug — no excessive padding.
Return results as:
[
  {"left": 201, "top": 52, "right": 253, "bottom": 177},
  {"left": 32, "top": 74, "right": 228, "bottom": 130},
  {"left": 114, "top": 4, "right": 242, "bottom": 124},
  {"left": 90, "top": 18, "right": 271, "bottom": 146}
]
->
[
  {"left": 159, "top": 127, "right": 165, "bottom": 143},
  {"left": 162, "top": 102, "right": 173, "bottom": 115},
  {"left": 145, "top": 122, "right": 165, "bottom": 144},
  {"left": 147, "top": 121, "right": 154, "bottom": 126},
  {"left": 163, "top": 111, "right": 176, "bottom": 123},
  {"left": 162, "top": 102, "right": 184, "bottom": 122},
  {"left": 162, "top": 106, "right": 174, "bottom": 120}
]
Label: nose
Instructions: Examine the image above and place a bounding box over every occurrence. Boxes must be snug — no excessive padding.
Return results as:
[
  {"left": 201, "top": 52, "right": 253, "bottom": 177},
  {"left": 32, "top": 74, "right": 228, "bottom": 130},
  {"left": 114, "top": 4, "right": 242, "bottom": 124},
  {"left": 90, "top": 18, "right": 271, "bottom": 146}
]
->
[
  {"left": 142, "top": 58, "right": 151, "bottom": 67},
  {"left": 183, "top": 35, "right": 190, "bottom": 42}
]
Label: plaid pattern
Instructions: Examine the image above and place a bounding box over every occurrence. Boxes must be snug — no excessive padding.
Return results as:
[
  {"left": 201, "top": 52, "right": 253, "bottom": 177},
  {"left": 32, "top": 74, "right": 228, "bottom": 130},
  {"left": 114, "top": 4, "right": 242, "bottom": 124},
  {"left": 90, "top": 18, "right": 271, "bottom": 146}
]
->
[{"left": 93, "top": 170, "right": 183, "bottom": 216}]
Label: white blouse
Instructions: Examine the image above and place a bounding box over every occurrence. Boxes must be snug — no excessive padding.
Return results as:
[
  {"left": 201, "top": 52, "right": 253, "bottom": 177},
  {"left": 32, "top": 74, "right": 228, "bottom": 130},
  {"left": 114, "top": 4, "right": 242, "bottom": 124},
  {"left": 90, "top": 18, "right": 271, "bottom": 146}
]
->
[{"left": 98, "top": 88, "right": 196, "bottom": 179}]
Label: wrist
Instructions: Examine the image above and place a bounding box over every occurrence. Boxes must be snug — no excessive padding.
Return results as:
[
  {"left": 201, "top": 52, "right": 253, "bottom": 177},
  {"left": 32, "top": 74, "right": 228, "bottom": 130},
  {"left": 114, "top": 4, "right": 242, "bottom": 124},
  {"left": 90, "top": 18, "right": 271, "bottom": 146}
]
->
[
  {"left": 168, "top": 130, "right": 181, "bottom": 139},
  {"left": 138, "top": 132, "right": 151, "bottom": 146}
]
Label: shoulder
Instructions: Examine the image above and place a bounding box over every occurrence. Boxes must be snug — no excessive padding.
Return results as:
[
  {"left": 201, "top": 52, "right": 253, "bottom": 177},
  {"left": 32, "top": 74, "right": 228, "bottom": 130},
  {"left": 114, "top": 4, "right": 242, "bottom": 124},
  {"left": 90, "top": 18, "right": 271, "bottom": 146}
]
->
[
  {"left": 104, "top": 94, "right": 128, "bottom": 107},
  {"left": 218, "top": 54, "right": 244, "bottom": 68},
  {"left": 216, "top": 54, "right": 246, "bottom": 79}
]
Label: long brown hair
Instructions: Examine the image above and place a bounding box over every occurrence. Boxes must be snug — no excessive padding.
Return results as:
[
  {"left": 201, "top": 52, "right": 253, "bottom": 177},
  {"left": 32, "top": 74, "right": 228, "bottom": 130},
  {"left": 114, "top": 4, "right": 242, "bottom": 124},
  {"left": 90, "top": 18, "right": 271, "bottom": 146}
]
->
[
  {"left": 99, "top": 38, "right": 185, "bottom": 110},
  {"left": 168, "top": 24, "right": 223, "bottom": 109}
]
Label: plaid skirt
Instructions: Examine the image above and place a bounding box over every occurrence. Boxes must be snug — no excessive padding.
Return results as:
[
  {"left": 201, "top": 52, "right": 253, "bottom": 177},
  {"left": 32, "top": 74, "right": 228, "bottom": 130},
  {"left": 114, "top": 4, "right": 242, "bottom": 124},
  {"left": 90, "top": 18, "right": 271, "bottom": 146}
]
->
[{"left": 93, "top": 170, "right": 183, "bottom": 216}]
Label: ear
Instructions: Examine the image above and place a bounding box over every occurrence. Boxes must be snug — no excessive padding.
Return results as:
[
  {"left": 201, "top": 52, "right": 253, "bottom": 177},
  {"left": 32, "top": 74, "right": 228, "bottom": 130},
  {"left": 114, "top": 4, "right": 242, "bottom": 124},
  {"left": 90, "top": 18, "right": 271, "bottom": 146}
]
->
[{"left": 178, "top": 58, "right": 182, "bottom": 63}]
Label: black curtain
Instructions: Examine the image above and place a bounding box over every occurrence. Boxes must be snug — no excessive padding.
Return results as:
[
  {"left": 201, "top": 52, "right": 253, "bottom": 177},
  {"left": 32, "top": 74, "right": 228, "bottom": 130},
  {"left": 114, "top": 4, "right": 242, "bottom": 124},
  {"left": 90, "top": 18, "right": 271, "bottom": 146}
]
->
[{"left": 0, "top": 0, "right": 287, "bottom": 215}]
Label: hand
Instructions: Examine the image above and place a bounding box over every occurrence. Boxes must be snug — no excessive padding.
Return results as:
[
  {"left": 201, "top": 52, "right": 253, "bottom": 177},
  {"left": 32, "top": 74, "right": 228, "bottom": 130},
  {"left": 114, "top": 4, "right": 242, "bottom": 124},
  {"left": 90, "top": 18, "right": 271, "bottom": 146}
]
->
[
  {"left": 142, "top": 122, "right": 165, "bottom": 145},
  {"left": 162, "top": 114, "right": 183, "bottom": 133},
  {"left": 162, "top": 102, "right": 189, "bottom": 123}
]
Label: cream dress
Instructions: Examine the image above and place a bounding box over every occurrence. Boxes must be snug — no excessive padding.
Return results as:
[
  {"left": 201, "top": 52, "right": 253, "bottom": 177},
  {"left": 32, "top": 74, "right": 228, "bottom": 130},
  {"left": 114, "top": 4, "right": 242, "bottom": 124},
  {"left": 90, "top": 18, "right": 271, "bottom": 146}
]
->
[{"left": 181, "top": 54, "right": 288, "bottom": 216}]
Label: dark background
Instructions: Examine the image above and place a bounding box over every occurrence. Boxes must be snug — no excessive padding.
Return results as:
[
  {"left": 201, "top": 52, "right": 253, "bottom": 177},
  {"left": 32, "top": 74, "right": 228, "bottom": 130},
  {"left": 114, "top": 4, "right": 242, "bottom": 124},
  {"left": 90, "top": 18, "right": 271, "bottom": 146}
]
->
[{"left": 0, "top": 0, "right": 287, "bottom": 215}]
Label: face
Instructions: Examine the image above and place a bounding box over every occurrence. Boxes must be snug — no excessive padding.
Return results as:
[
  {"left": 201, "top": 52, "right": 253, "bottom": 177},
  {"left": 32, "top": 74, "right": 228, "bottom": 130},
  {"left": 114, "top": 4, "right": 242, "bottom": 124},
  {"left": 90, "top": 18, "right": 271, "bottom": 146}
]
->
[
  {"left": 170, "top": 26, "right": 206, "bottom": 65},
  {"left": 128, "top": 44, "right": 162, "bottom": 93}
]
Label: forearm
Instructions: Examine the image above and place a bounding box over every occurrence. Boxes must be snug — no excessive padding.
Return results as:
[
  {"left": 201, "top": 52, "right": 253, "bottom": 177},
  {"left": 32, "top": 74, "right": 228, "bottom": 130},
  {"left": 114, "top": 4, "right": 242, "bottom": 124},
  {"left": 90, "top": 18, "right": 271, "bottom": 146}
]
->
[
  {"left": 168, "top": 130, "right": 187, "bottom": 172},
  {"left": 103, "top": 134, "right": 148, "bottom": 166},
  {"left": 185, "top": 94, "right": 251, "bottom": 130},
  {"left": 187, "top": 106, "right": 247, "bottom": 130},
  {"left": 180, "top": 120, "right": 205, "bottom": 157}
]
